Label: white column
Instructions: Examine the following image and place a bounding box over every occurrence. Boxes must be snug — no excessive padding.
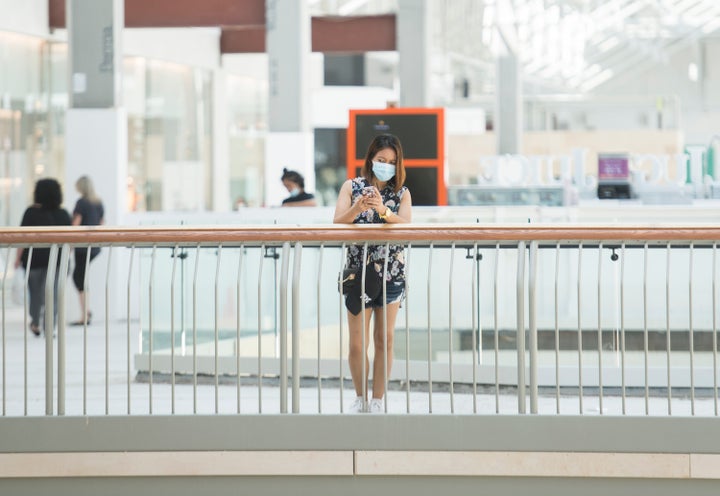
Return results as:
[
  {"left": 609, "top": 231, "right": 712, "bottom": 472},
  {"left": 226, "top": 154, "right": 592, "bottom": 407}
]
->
[
  {"left": 264, "top": 0, "right": 314, "bottom": 207},
  {"left": 397, "top": 0, "right": 432, "bottom": 107},
  {"left": 212, "top": 67, "right": 231, "bottom": 212},
  {"left": 496, "top": 52, "right": 522, "bottom": 154},
  {"left": 65, "top": 0, "right": 126, "bottom": 321}
]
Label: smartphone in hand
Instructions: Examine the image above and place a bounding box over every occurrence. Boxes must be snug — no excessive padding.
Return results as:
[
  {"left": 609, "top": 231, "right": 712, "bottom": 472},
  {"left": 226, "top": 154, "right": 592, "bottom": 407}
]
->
[{"left": 362, "top": 186, "right": 375, "bottom": 197}]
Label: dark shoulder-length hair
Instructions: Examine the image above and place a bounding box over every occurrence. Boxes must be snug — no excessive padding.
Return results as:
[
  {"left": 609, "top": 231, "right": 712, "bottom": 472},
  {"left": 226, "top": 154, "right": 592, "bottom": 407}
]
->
[
  {"left": 34, "top": 178, "right": 63, "bottom": 210},
  {"left": 360, "top": 134, "right": 406, "bottom": 194},
  {"left": 281, "top": 168, "right": 305, "bottom": 189}
]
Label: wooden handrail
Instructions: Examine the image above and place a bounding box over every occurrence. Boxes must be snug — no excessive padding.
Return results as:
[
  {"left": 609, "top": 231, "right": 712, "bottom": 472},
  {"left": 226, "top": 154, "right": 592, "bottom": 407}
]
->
[{"left": 1, "top": 224, "right": 720, "bottom": 245}]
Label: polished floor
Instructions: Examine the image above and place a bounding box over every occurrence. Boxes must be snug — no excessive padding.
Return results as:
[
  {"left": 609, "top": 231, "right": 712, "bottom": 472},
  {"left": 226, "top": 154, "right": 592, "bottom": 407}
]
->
[{"left": 1, "top": 303, "right": 719, "bottom": 417}]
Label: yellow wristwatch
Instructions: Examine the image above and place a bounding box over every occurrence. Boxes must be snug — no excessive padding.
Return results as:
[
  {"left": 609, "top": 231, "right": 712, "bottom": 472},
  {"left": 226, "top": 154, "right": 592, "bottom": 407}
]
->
[{"left": 380, "top": 207, "right": 393, "bottom": 221}]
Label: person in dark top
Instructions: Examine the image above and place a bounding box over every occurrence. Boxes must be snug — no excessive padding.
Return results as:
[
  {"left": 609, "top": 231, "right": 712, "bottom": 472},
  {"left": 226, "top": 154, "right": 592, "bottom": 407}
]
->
[
  {"left": 280, "top": 168, "right": 316, "bottom": 206},
  {"left": 70, "top": 175, "right": 105, "bottom": 326},
  {"left": 14, "top": 178, "right": 72, "bottom": 336}
]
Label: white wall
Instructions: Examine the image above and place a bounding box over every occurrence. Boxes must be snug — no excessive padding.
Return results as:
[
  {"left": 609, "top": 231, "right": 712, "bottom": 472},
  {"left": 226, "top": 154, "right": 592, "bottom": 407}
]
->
[
  {"left": 311, "top": 86, "right": 398, "bottom": 128},
  {"left": 593, "top": 39, "right": 720, "bottom": 144},
  {"left": 0, "top": 0, "right": 49, "bottom": 37},
  {"left": 123, "top": 28, "right": 221, "bottom": 70}
]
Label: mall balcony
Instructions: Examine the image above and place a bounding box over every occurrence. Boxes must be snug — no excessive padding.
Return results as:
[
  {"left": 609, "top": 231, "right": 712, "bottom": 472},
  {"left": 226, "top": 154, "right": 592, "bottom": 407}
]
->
[{"left": 3, "top": 0, "right": 720, "bottom": 495}]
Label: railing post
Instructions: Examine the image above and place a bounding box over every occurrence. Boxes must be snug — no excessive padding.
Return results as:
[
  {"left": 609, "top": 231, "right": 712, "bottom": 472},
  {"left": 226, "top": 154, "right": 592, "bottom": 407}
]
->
[
  {"left": 292, "top": 242, "right": 302, "bottom": 413},
  {"left": 279, "top": 242, "right": 291, "bottom": 414},
  {"left": 528, "top": 241, "right": 539, "bottom": 414},
  {"left": 56, "top": 244, "right": 71, "bottom": 416},
  {"left": 44, "top": 244, "right": 59, "bottom": 415},
  {"left": 516, "top": 241, "right": 526, "bottom": 414}
]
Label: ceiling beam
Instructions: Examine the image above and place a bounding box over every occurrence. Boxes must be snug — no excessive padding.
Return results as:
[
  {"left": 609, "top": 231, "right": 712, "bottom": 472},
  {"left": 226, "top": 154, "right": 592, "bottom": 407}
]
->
[
  {"left": 50, "top": 1, "right": 395, "bottom": 54},
  {"left": 220, "top": 26, "right": 266, "bottom": 54},
  {"left": 221, "top": 15, "right": 396, "bottom": 54},
  {"left": 49, "top": 0, "right": 265, "bottom": 29},
  {"left": 311, "top": 14, "right": 395, "bottom": 53}
]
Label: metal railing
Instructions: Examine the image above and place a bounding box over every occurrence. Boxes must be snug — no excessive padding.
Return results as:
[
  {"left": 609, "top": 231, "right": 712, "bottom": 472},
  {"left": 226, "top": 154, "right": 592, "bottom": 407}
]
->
[{"left": 1, "top": 224, "right": 719, "bottom": 416}]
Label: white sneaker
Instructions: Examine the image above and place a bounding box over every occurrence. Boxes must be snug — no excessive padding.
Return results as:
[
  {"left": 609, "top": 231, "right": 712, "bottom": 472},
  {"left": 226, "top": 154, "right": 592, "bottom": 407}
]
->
[
  {"left": 348, "top": 396, "right": 365, "bottom": 413},
  {"left": 368, "top": 398, "right": 384, "bottom": 414}
]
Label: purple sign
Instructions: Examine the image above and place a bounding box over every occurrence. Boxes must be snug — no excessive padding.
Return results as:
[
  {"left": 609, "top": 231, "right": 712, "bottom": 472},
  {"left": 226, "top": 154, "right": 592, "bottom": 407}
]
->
[{"left": 598, "top": 154, "right": 629, "bottom": 181}]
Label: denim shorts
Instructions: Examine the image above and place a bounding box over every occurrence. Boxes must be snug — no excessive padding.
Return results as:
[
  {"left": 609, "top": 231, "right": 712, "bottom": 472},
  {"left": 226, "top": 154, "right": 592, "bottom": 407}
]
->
[{"left": 366, "top": 282, "right": 405, "bottom": 308}]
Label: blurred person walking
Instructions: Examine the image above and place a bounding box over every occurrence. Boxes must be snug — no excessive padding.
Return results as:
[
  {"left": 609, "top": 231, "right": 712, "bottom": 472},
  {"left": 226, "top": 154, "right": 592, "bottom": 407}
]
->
[
  {"left": 14, "top": 178, "right": 72, "bottom": 336},
  {"left": 70, "top": 175, "right": 104, "bottom": 326}
]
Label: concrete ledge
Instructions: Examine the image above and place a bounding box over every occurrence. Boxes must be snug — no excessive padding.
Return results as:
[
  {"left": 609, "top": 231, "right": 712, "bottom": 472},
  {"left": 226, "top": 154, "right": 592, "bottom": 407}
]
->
[
  {"left": 356, "top": 451, "right": 691, "bottom": 478},
  {"left": 0, "top": 451, "right": 354, "bottom": 478},
  {"left": 3, "top": 415, "right": 720, "bottom": 454},
  {"left": 4, "top": 450, "right": 720, "bottom": 480},
  {"left": 690, "top": 454, "right": 720, "bottom": 479}
]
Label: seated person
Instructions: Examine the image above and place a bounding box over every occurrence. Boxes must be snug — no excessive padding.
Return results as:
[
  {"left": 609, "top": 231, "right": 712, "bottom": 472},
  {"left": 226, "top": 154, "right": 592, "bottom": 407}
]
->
[{"left": 281, "top": 168, "right": 316, "bottom": 206}]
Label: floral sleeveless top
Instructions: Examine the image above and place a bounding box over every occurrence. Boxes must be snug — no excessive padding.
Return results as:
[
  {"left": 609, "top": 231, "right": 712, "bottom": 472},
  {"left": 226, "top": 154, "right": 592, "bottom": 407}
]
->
[{"left": 346, "top": 177, "right": 408, "bottom": 286}]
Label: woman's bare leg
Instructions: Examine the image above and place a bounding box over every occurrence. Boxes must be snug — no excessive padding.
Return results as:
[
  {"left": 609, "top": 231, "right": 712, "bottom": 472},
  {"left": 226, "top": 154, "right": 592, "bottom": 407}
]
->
[
  {"left": 371, "top": 302, "right": 400, "bottom": 400},
  {"left": 347, "top": 307, "right": 374, "bottom": 398}
]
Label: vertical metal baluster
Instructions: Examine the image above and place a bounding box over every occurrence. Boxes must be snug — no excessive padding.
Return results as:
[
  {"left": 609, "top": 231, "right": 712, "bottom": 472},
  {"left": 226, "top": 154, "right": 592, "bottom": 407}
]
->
[
  {"left": 689, "top": 242, "right": 695, "bottom": 416},
  {"left": 597, "top": 242, "right": 603, "bottom": 415},
  {"left": 339, "top": 243, "right": 345, "bottom": 413},
  {"left": 317, "top": 244, "right": 323, "bottom": 413},
  {"left": 105, "top": 247, "right": 112, "bottom": 415},
  {"left": 56, "top": 244, "right": 70, "bottom": 416},
  {"left": 192, "top": 244, "right": 200, "bottom": 414},
  {"left": 292, "top": 243, "right": 302, "bottom": 414},
  {"left": 448, "top": 242, "right": 455, "bottom": 413},
  {"left": 82, "top": 245, "right": 91, "bottom": 415},
  {"left": 577, "top": 243, "right": 583, "bottom": 414},
  {"left": 528, "top": 241, "right": 538, "bottom": 414},
  {"left": 149, "top": 244, "right": 156, "bottom": 414},
  {"left": 516, "top": 241, "right": 526, "bottom": 415},
  {"left": 2, "top": 245, "right": 10, "bottom": 416},
  {"left": 181, "top": 248, "right": 187, "bottom": 358},
  {"left": 215, "top": 244, "right": 222, "bottom": 414},
  {"left": 427, "top": 242, "right": 433, "bottom": 413},
  {"left": 279, "top": 242, "right": 290, "bottom": 414},
  {"left": 127, "top": 246, "right": 134, "bottom": 414},
  {"left": 494, "top": 243, "right": 500, "bottom": 414},
  {"left": 712, "top": 242, "right": 718, "bottom": 417},
  {"left": 137, "top": 248, "right": 143, "bottom": 368},
  {"left": 237, "top": 244, "right": 244, "bottom": 414},
  {"left": 82, "top": 245, "right": 92, "bottom": 334},
  {"left": 382, "top": 242, "right": 390, "bottom": 413},
  {"left": 471, "top": 242, "right": 478, "bottom": 414},
  {"left": 620, "top": 243, "right": 626, "bottom": 414},
  {"left": 45, "top": 244, "right": 59, "bottom": 415},
  {"left": 361, "top": 243, "right": 368, "bottom": 409},
  {"left": 666, "top": 244, "right": 672, "bottom": 415},
  {"left": 170, "top": 245, "right": 178, "bottom": 414},
  {"left": 713, "top": 242, "right": 718, "bottom": 417},
  {"left": 24, "top": 247, "right": 33, "bottom": 416},
  {"left": 405, "top": 243, "right": 411, "bottom": 413},
  {"left": 643, "top": 243, "right": 649, "bottom": 415},
  {"left": 257, "top": 244, "right": 264, "bottom": 413},
  {"left": 554, "top": 243, "right": 561, "bottom": 413}
]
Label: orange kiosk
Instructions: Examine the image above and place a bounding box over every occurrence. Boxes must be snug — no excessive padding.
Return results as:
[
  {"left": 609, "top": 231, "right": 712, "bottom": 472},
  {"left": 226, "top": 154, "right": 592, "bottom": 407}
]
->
[{"left": 347, "top": 107, "right": 446, "bottom": 206}]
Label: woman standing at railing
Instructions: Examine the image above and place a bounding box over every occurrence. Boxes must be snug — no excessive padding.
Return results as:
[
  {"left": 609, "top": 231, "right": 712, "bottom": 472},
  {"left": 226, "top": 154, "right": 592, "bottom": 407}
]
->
[
  {"left": 14, "top": 178, "right": 72, "bottom": 337},
  {"left": 333, "top": 133, "right": 413, "bottom": 413}
]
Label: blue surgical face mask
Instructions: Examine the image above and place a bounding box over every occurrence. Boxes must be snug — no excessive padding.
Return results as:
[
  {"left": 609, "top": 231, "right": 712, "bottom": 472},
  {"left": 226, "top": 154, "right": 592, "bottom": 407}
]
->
[
  {"left": 289, "top": 187, "right": 300, "bottom": 197},
  {"left": 372, "top": 161, "right": 396, "bottom": 182}
]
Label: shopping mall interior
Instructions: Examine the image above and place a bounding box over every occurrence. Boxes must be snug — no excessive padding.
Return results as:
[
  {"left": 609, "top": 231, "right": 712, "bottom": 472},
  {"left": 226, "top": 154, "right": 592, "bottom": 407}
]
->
[{"left": 1, "top": 0, "right": 719, "bottom": 228}]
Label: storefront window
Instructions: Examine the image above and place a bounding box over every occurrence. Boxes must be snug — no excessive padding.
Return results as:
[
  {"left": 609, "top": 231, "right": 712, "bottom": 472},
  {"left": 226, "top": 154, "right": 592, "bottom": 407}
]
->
[
  {"left": 125, "top": 58, "right": 213, "bottom": 212},
  {"left": 227, "top": 73, "right": 267, "bottom": 208},
  {"left": 0, "top": 32, "right": 58, "bottom": 226}
]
